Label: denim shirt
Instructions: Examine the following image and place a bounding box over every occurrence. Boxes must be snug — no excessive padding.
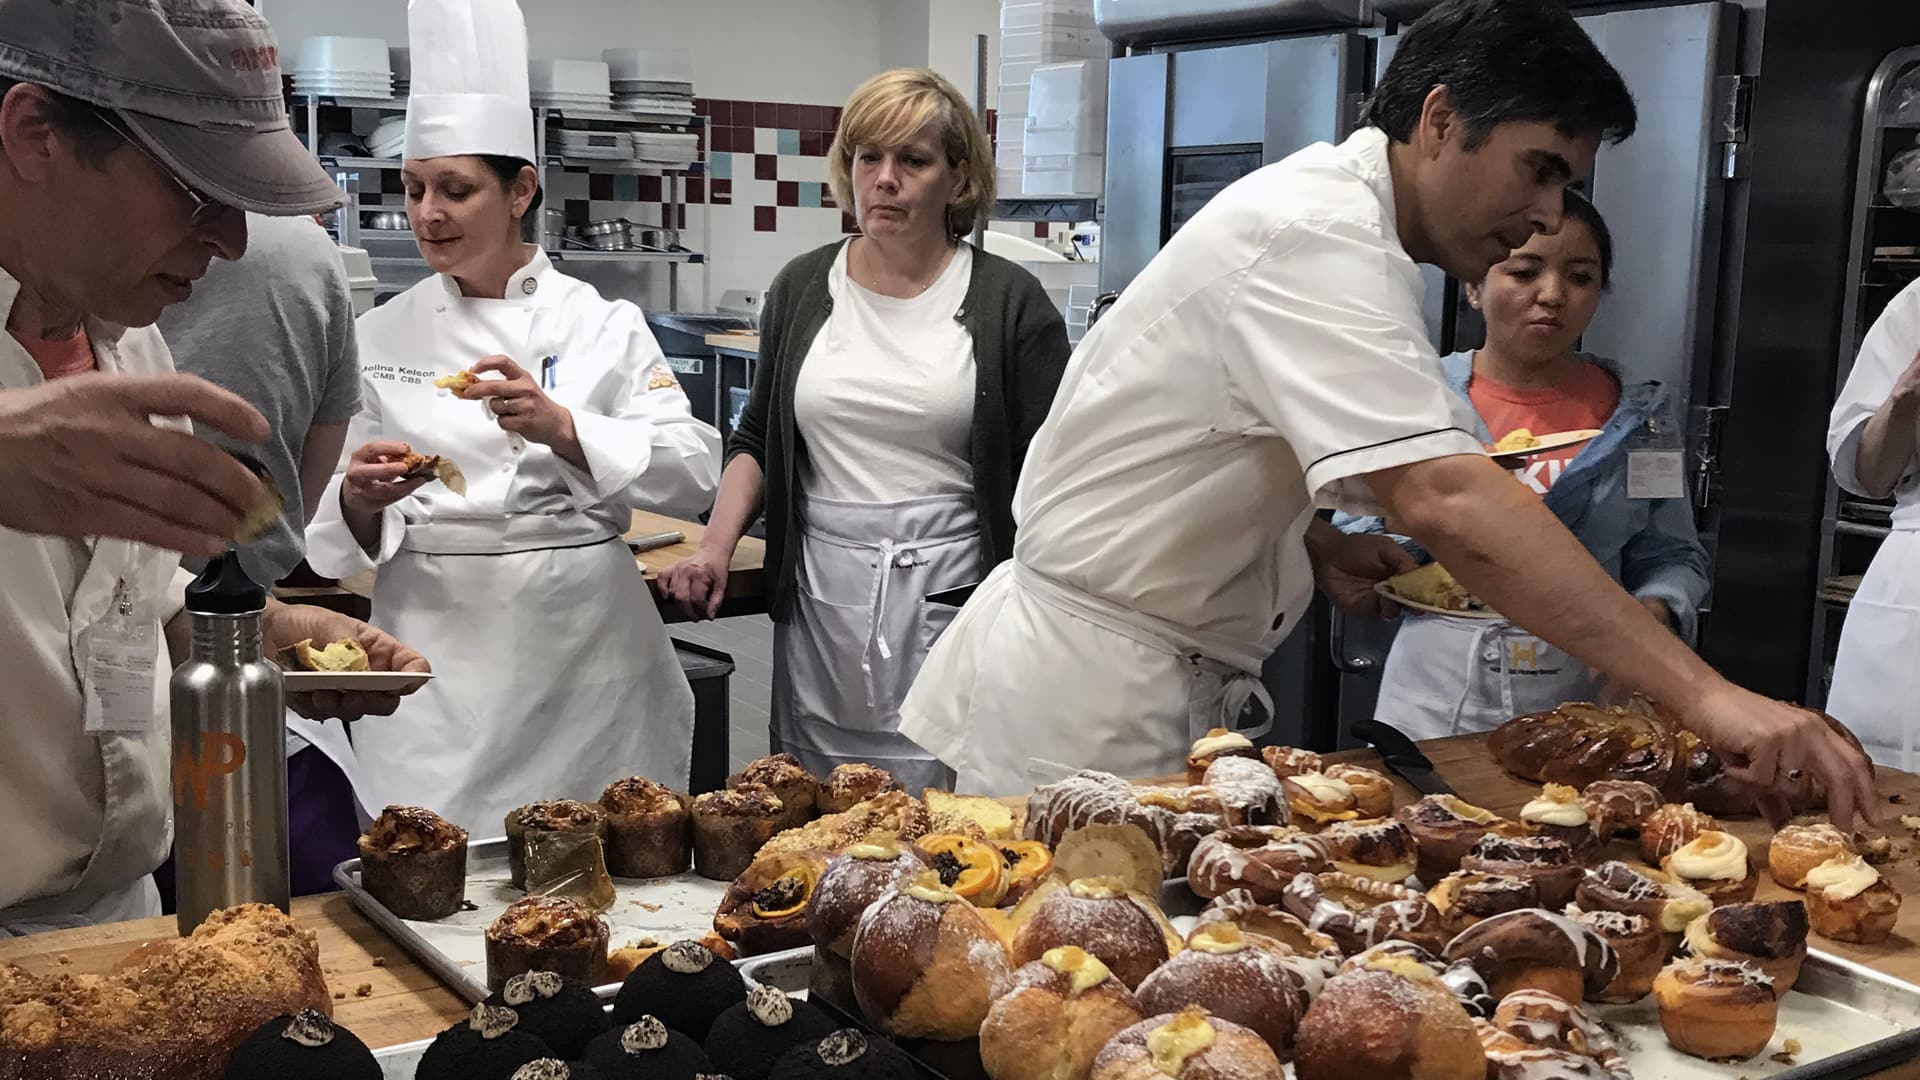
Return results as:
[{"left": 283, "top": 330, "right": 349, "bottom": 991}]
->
[{"left": 1336, "top": 350, "right": 1711, "bottom": 641}]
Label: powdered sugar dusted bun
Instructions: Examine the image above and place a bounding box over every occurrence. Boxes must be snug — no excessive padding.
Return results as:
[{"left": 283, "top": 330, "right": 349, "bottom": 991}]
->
[
  {"left": 1187, "top": 826, "right": 1330, "bottom": 903},
  {"left": 849, "top": 872, "right": 1009, "bottom": 1041},
  {"left": 1012, "top": 877, "right": 1177, "bottom": 990},
  {"left": 1187, "top": 727, "right": 1260, "bottom": 786},
  {"left": 1280, "top": 871, "right": 1448, "bottom": 957},
  {"left": 1292, "top": 959, "right": 1484, "bottom": 1080},
  {"left": 805, "top": 840, "right": 928, "bottom": 959},
  {"left": 1135, "top": 923, "right": 1308, "bottom": 1061},
  {"left": 1090, "top": 1007, "right": 1284, "bottom": 1080},
  {"left": 1202, "top": 755, "right": 1287, "bottom": 826},
  {"left": 979, "top": 947, "right": 1147, "bottom": 1080}
]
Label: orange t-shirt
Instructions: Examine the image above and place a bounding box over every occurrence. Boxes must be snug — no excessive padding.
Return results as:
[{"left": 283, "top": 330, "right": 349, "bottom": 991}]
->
[
  {"left": 1469, "top": 362, "right": 1619, "bottom": 495},
  {"left": 8, "top": 326, "right": 97, "bottom": 381}
]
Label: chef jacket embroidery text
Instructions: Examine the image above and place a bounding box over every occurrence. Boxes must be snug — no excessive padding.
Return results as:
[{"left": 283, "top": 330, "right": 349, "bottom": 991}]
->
[{"left": 362, "top": 362, "right": 439, "bottom": 387}]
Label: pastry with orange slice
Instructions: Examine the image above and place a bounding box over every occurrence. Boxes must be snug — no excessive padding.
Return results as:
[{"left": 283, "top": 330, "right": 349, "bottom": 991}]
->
[{"left": 917, "top": 833, "right": 1009, "bottom": 907}]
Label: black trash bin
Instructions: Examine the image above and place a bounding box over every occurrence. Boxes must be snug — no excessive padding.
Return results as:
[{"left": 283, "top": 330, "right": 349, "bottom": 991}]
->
[{"left": 675, "top": 639, "right": 735, "bottom": 794}]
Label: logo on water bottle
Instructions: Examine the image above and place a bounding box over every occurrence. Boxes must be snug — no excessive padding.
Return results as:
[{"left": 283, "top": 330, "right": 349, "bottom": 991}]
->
[{"left": 173, "top": 732, "right": 248, "bottom": 812}]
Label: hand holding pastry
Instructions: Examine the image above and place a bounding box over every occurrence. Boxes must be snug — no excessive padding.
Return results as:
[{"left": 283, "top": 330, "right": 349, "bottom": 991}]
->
[
  {"left": 1803, "top": 854, "right": 1903, "bottom": 944},
  {"left": 1676, "top": 685, "right": 1878, "bottom": 832},
  {"left": 458, "top": 354, "right": 578, "bottom": 451}
]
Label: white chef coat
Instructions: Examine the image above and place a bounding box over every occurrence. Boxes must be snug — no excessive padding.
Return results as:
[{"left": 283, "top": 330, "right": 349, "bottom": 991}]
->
[
  {"left": 0, "top": 267, "right": 192, "bottom": 929},
  {"left": 793, "top": 241, "right": 977, "bottom": 503},
  {"left": 899, "top": 128, "right": 1484, "bottom": 794},
  {"left": 1827, "top": 279, "right": 1920, "bottom": 768},
  {"left": 306, "top": 248, "right": 720, "bottom": 831}
]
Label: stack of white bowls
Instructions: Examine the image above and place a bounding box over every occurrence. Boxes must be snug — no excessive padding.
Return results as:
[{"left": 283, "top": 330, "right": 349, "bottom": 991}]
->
[
  {"left": 368, "top": 117, "right": 407, "bottom": 159},
  {"left": 603, "top": 48, "right": 694, "bottom": 119},
  {"left": 529, "top": 59, "right": 613, "bottom": 112},
  {"left": 290, "top": 36, "right": 394, "bottom": 100}
]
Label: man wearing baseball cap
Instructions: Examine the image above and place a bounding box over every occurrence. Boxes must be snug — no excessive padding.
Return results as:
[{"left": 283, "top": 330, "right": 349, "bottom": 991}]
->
[{"left": 0, "top": 0, "right": 428, "bottom": 932}]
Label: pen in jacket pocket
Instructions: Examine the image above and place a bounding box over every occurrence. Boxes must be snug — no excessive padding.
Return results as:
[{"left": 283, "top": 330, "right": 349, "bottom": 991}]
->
[{"left": 539, "top": 355, "right": 557, "bottom": 389}]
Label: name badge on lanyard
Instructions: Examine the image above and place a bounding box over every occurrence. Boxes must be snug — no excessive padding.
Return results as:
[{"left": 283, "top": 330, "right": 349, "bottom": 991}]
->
[
  {"left": 84, "top": 573, "right": 157, "bottom": 734},
  {"left": 1627, "top": 450, "right": 1687, "bottom": 500}
]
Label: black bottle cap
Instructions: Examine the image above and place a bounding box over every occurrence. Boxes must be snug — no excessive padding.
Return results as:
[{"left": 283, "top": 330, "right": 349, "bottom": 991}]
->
[{"left": 186, "top": 549, "right": 267, "bottom": 615}]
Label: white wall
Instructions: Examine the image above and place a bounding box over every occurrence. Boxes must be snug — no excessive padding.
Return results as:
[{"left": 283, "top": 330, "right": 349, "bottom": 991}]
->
[{"left": 927, "top": 0, "right": 1004, "bottom": 110}]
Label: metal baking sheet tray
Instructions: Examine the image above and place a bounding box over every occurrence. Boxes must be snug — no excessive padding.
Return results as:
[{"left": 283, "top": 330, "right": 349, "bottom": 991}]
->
[
  {"left": 333, "top": 835, "right": 731, "bottom": 1004},
  {"left": 371, "top": 946, "right": 813, "bottom": 1079}
]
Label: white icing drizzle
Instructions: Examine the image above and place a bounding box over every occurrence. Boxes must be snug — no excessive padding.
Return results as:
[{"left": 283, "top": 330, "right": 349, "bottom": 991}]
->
[
  {"left": 1191, "top": 730, "right": 1255, "bottom": 759},
  {"left": 1463, "top": 908, "right": 1611, "bottom": 972}
]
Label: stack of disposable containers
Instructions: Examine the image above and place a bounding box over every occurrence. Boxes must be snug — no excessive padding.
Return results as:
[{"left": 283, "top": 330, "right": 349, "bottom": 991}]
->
[
  {"left": 1023, "top": 58, "right": 1107, "bottom": 195},
  {"left": 998, "top": 0, "right": 1104, "bottom": 196}
]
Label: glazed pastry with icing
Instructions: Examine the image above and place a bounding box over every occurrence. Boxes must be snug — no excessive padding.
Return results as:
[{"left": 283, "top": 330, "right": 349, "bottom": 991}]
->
[
  {"left": 1187, "top": 826, "right": 1330, "bottom": 903},
  {"left": 1485, "top": 990, "right": 1632, "bottom": 1078},
  {"left": 1281, "top": 870, "right": 1448, "bottom": 956},
  {"left": 1478, "top": 1020, "right": 1628, "bottom": 1080},
  {"left": 1683, "top": 901, "right": 1808, "bottom": 997},
  {"left": 1460, "top": 833, "right": 1583, "bottom": 909},
  {"left": 484, "top": 896, "right": 610, "bottom": 993},
  {"left": 1519, "top": 783, "right": 1599, "bottom": 855},
  {"left": 1025, "top": 770, "right": 1226, "bottom": 877},
  {"left": 817, "top": 764, "right": 902, "bottom": 816},
  {"left": 690, "top": 784, "right": 785, "bottom": 882},
  {"left": 804, "top": 839, "right": 928, "bottom": 959},
  {"left": 1292, "top": 957, "right": 1485, "bottom": 1080},
  {"left": 610, "top": 939, "right": 748, "bottom": 1041},
  {"left": 357, "top": 805, "right": 468, "bottom": 921},
  {"left": 1580, "top": 779, "right": 1663, "bottom": 841},
  {"left": 599, "top": 777, "right": 690, "bottom": 879},
  {"left": 767, "top": 1028, "right": 917, "bottom": 1079},
  {"left": 1263, "top": 745, "right": 1325, "bottom": 779},
  {"left": 1803, "top": 855, "right": 1903, "bottom": 944},
  {"left": 1195, "top": 889, "right": 1341, "bottom": 960},
  {"left": 1575, "top": 909, "right": 1665, "bottom": 1002},
  {"left": 850, "top": 871, "right": 1011, "bottom": 1040},
  {"left": 1187, "top": 727, "right": 1261, "bottom": 785},
  {"left": 1574, "top": 860, "right": 1712, "bottom": 938},
  {"left": 1317, "top": 818, "right": 1418, "bottom": 884},
  {"left": 1426, "top": 870, "right": 1539, "bottom": 933},
  {"left": 1652, "top": 957, "right": 1779, "bottom": 1060},
  {"left": 1336, "top": 942, "right": 1497, "bottom": 1019},
  {"left": 1639, "top": 803, "right": 1720, "bottom": 864},
  {"left": 1325, "top": 764, "right": 1395, "bottom": 820},
  {"left": 1441, "top": 908, "right": 1617, "bottom": 1003},
  {"left": 1203, "top": 755, "right": 1288, "bottom": 826},
  {"left": 1281, "top": 771, "right": 1361, "bottom": 828},
  {"left": 1090, "top": 1007, "right": 1285, "bottom": 1080},
  {"left": 979, "top": 946, "right": 1148, "bottom": 1080},
  {"left": 1768, "top": 823, "right": 1856, "bottom": 890},
  {"left": 481, "top": 971, "right": 607, "bottom": 1059},
  {"left": 1135, "top": 922, "right": 1310, "bottom": 1061},
  {"left": 729, "top": 754, "right": 820, "bottom": 833},
  {"left": 1660, "top": 830, "right": 1757, "bottom": 905},
  {"left": 583, "top": 1015, "right": 714, "bottom": 1080},
  {"left": 704, "top": 985, "right": 838, "bottom": 1080},
  {"left": 1011, "top": 876, "right": 1180, "bottom": 990},
  {"left": 1396, "top": 794, "right": 1504, "bottom": 882}
]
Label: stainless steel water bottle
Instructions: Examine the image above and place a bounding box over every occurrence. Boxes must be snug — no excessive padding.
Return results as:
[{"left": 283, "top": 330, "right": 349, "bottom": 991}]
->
[{"left": 170, "top": 550, "right": 289, "bottom": 933}]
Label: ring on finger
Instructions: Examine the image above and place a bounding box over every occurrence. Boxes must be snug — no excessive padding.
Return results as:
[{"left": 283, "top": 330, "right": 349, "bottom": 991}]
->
[{"left": 491, "top": 397, "right": 511, "bottom": 415}]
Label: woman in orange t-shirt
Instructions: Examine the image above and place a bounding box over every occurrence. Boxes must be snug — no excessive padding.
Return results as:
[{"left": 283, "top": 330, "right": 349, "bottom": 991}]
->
[{"left": 1342, "top": 191, "right": 1710, "bottom": 738}]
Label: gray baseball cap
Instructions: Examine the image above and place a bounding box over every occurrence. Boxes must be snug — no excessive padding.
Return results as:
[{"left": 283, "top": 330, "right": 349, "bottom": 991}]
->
[{"left": 0, "top": 0, "right": 344, "bottom": 216}]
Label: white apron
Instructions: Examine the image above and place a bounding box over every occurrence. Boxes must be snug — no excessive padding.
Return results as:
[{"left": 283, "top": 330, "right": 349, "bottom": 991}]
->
[
  {"left": 901, "top": 561, "right": 1275, "bottom": 797},
  {"left": 772, "top": 494, "right": 978, "bottom": 794},
  {"left": 349, "top": 533, "right": 692, "bottom": 835},
  {"left": 1828, "top": 528, "right": 1920, "bottom": 771},
  {"left": 1371, "top": 613, "right": 1604, "bottom": 741}
]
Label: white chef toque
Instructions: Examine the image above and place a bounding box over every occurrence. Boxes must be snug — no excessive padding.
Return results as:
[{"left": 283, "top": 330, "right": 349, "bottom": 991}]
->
[{"left": 403, "top": 0, "right": 537, "bottom": 162}]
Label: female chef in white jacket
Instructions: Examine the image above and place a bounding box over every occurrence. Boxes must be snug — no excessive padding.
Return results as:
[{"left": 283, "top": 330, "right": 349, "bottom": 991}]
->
[
  {"left": 306, "top": 0, "right": 720, "bottom": 832},
  {"left": 1827, "top": 279, "right": 1920, "bottom": 771}
]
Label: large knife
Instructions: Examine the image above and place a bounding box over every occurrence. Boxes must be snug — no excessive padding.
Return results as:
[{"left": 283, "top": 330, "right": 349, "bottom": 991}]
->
[{"left": 1350, "top": 718, "right": 1455, "bottom": 795}]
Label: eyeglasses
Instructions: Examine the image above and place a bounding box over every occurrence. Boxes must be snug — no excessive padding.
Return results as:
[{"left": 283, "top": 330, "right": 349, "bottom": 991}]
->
[{"left": 92, "top": 109, "right": 226, "bottom": 228}]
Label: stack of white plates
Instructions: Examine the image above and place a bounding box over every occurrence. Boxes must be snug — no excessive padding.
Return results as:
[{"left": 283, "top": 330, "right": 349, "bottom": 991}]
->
[
  {"left": 632, "top": 130, "right": 699, "bottom": 169},
  {"left": 389, "top": 46, "right": 411, "bottom": 97},
  {"left": 553, "top": 129, "right": 634, "bottom": 161},
  {"left": 369, "top": 117, "right": 407, "bottom": 159},
  {"left": 529, "top": 59, "right": 612, "bottom": 112},
  {"left": 604, "top": 48, "right": 694, "bottom": 118},
  {"left": 291, "top": 35, "right": 394, "bottom": 99}
]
